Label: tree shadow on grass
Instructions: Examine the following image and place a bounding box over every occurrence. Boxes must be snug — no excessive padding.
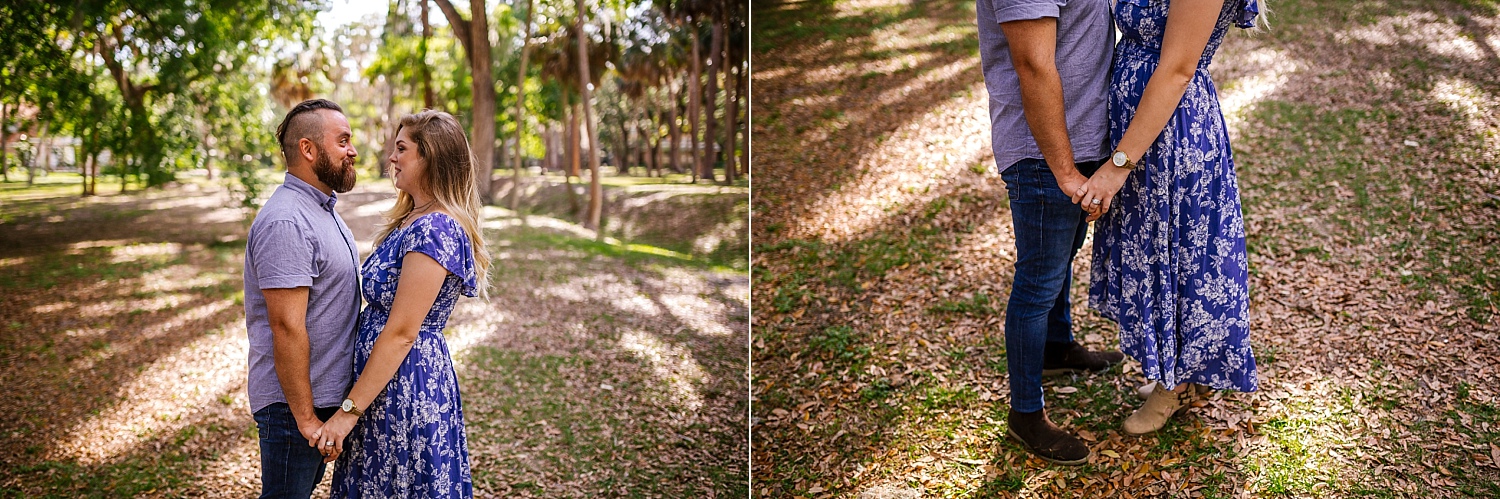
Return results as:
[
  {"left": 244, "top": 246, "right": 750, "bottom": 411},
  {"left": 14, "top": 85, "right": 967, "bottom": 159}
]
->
[
  {"left": 752, "top": 0, "right": 989, "bottom": 242},
  {"left": 752, "top": 0, "right": 1500, "bottom": 496},
  {"left": 1, "top": 182, "right": 752, "bottom": 497},
  {"left": 445, "top": 219, "right": 748, "bottom": 497}
]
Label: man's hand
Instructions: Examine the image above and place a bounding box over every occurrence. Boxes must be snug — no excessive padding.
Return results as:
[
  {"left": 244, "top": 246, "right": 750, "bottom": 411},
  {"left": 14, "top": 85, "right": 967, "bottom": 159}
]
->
[
  {"left": 297, "top": 417, "right": 325, "bottom": 448},
  {"left": 1056, "top": 170, "right": 1089, "bottom": 204}
]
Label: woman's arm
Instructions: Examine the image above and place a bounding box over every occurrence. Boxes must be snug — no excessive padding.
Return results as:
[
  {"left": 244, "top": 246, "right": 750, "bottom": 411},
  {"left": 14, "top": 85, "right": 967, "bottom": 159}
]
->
[
  {"left": 1075, "top": 0, "right": 1227, "bottom": 220},
  {"left": 313, "top": 251, "right": 449, "bottom": 461}
]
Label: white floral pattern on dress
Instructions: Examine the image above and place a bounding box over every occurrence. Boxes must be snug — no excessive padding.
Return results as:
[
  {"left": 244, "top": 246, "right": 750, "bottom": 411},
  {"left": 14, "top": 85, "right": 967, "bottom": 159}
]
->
[
  {"left": 333, "top": 212, "right": 478, "bottom": 498},
  {"left": 1089, "top": 0, "right": 1260, "bottom": 392}
]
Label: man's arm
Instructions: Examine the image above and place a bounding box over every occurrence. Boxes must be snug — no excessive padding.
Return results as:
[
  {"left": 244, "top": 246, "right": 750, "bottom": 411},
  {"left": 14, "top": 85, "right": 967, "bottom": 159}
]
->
[
  {"left": 999, "top": 17, "right": 1089, "bottom": 200},
  {"left": 263, "top": 286, "right": 322, "bottom": 447}
]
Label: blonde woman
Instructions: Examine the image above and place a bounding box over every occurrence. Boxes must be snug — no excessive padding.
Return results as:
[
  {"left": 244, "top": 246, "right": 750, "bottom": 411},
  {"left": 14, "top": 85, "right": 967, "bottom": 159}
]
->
[
  {"left": 1073, "top": 0, "right": 1265, "bottom": 436},
  {"left": 313, "top": 110, "right": 491, "bottom": 497}
]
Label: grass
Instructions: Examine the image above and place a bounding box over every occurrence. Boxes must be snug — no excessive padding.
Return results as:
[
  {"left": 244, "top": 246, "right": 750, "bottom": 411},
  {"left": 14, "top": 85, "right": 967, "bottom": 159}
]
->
[
  {"left": 2, "top": 458, "right": 189, "bottom": 498},
  {"left": 498, "top": 223, "right": 743, "bottom": 273},
  {"left": 491, "top": 167, "right": 748, "bottom": 189},
  {"left": 461, "top": 350, "right": 615, "bottom": 489},
  {"left": 1, "top": 169, "right": 748, "bottom": 496}
]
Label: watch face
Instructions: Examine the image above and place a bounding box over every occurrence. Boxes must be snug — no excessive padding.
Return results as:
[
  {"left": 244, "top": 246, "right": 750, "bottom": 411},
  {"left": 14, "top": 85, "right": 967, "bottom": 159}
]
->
[
  {"left": 341, "top": 399, "right": 354, "bottom": 412},
  {"left": 1112, "top": 151, "right": 1127, "bottom": 167}
]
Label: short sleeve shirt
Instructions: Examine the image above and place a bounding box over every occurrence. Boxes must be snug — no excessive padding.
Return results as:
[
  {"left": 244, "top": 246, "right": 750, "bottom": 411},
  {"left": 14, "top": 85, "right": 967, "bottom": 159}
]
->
[
  {"left": 977, "top": 0, "right": 1113, "bottom": 172},
  {"left": 243, "top": 173, "right": 361, "bottom": 412}
]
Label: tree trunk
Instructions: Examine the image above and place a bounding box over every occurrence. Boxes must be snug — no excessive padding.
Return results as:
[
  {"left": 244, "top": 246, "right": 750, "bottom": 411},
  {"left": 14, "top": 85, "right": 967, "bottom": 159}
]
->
[
  {"left": 649, "top": 104, "right": 662, "bottom": 178},
  {"left": 469, "top": 0, "right": 495, "bottom": 203},
  {"left": 509, "top": 0, "right": 534, "bottom": 211},
  {"left": 28, "top": 123, "right": 49, "bottom": 187},
  {"left": 544, "top": 122, "right": 557, "bottom": 172},
  {"left": 576, "top": 0, "right": 603, "bottom": 236},
  {"left": 0, "top": 103, "right": 9, "bottom": 183},
  {"left": 420, "top": 0, "right": 435, "bottom": 109},
  {"left": 568, "top": 103, "right": 580, "bottom": 177},
  {"left": 736, "top": 60, "right": 748, "bottom": 179},
  {"left": 433, "top": 0, "right": 495, "bottom": 203},
  {"left": 617, "top": 113, "right": 630, "bottom": 176},
  {"left": 82, "top": 150, "right": 95, "bottom": 197},
  {"left": 668, "top": 80, "right": 682, "bottom": 175},
  {"left": 723, "top": 56, "right": 740, "bottom": 184},
  {"left": 702, "top": 17, "right": 723, "bottom": 183},
  {"left": 633, "top": 117, "right": 646, "bottom": 178},
  {"left": 688, "top": 25, "right": 703, "bottom": 183}
]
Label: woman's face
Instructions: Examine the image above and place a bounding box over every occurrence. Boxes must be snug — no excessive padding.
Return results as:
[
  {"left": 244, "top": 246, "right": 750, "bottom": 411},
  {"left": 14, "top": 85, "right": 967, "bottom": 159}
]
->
[{"left": 388, "top": 127, "right": 427, "bottom": 197}]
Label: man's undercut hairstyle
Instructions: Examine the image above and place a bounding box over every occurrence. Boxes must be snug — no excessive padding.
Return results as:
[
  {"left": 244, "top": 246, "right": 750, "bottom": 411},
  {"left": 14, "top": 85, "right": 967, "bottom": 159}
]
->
[{"left": 274, "top": 99, "right": 344, "bottom": 163}]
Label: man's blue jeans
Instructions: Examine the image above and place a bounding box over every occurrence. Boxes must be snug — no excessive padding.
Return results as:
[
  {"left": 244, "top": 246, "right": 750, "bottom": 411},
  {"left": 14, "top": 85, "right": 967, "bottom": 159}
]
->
[
  {"left": 1001, "top": 158, "right": 1102, "bottom": 413},
  {"left": 254, "top": 402, "right": 340, "bottom": 499}
]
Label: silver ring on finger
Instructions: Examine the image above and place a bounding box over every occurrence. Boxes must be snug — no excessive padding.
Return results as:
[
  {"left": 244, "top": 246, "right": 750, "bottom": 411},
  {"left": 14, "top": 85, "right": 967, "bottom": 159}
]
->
[{"left": 1092, "top": 198, "right": 1102, "bottom": 205}]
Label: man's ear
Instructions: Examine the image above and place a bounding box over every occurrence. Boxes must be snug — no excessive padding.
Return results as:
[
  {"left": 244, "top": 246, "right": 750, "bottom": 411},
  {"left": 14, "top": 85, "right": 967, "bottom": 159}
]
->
[{"left": 298, "top": 137, "right": 317, "bottom": 164}]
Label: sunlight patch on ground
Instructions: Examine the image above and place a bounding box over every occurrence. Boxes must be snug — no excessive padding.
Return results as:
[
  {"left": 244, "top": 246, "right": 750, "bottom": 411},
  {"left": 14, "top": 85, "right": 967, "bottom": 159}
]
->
[
  {"left": 619, "top": 329, "right": 707, "bottom": 415},
  {"left": 70, "top": 301, "right": 236, "bottom": 375},
  {"left": 1335, "top": 12, "right": 1489, "bottom": 61},
  {"left": 66, "top": 239, "right": 135, "bottom": 251},
  {"left": 1218, "top": 47, "right": 1298, "bottom": 133},
  {"left": 443, "top": 299, "right": 511, "bottom": 370},
  {"left": 864, "top": 24, "right": 969, "bottom": 56},
  {"left": 1239, "top": 376, "right": 1367, "bottom": 495},
  {"left": 109, "top": 242, "right": 182, "bottom": 263},
  {"left": 793, "top": 83, "right": 992, "bottom": 242},
  {"left": 140, "top": 265, "right": 234, "bottom": 294},
  {"left": 30, "top": 301, "right": 73, "bottom": 314},
  {"left": 1431, "top": 77, "right": 1500, "bottom": 158},
  {"left": 837, "top": 0, "right": 906, "bottom": 13},
  {"left": 659, "top": 293, "right": 733, "bottom": 336},
  {"left": 53, "top": 322, "right": 248, "bottom": 465}
]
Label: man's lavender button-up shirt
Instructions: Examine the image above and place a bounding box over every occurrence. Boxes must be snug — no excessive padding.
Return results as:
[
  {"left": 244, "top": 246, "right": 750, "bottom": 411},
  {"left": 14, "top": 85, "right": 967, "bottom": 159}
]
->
[{"left": 244, "top": 173, "right": 360, "bottom": 413}]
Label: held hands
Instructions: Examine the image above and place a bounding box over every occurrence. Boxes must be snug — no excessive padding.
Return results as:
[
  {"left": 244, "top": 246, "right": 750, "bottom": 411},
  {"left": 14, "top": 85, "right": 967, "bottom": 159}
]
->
[
  {"left": 310, "top": 412, "right": 358, "bottom": 463},
  {"left": 296, "top": 418, "right": 324, "bottom": 448},
  {"left": 1073, "top": 165, "right": 1131, "bottom": 222}
]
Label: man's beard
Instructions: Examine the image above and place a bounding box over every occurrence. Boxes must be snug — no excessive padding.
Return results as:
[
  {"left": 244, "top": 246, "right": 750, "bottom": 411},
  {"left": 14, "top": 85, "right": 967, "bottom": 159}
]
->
[{"left": 313, "top": 146, "right": 357, "bottom": 193}]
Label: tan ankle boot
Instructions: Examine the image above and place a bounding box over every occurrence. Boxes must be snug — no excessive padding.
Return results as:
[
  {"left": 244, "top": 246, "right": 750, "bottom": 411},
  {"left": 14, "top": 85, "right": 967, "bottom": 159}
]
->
[{"left": 1123, "top": 382, "right": 1191, "bottom": 435}]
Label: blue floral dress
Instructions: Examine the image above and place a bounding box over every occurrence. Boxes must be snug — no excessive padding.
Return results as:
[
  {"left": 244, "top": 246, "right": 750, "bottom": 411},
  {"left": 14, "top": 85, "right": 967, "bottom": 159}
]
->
[
  {"left": 333, "top": 212, "right": 477, "bottom": 498},
  {"left": 1089, "top": 0, "right": 1260, "bottom": 392}
]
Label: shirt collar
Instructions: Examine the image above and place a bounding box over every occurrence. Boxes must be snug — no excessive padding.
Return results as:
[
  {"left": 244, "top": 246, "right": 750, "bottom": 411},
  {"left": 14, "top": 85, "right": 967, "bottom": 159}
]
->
[{"left": 283, "top": 172, "right": 339, "bottom": 212}]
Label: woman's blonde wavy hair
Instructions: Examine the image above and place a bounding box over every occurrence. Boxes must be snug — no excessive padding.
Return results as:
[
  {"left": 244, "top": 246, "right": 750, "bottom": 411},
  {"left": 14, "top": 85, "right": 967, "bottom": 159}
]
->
[{"left": 373, "top": 110, "right": 491, "bottom": 298}]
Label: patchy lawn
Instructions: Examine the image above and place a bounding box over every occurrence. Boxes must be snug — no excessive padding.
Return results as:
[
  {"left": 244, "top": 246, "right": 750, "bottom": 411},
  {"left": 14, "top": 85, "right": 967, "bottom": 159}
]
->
[
  {"left": 751, "top": 0, "right": 1500, "bottom": 497},
  {"left": 0, "top": 177, "right": 748, "bottom": 498}
]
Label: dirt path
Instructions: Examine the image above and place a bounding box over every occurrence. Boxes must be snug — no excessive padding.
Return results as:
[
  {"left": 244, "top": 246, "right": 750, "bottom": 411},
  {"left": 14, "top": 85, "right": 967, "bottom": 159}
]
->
[
  {"left": 751, "top": 0, "right": 1500, "bottom": 497},
  {"left": 0, "top": 178, "right": 748, "bottom": 497}
]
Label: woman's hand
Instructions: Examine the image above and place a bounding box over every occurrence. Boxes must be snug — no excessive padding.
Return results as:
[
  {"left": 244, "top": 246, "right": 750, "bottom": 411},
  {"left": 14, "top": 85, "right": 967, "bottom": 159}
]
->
[
  {"left": 1073, "top": 166, "right": 1132, "bottom": 222},
  {"left": 311, "top": 412, "right": 359, "bottom": 463}
]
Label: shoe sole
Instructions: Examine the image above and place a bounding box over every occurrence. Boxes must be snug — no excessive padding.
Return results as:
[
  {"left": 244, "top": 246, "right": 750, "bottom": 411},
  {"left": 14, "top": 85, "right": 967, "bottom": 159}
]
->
[
  {"left": 1006, "top": 427, "right": 1089, "bottom": 466},
  {"left": 1041, "top": 362, "right": 1124, "bottom": 377}
]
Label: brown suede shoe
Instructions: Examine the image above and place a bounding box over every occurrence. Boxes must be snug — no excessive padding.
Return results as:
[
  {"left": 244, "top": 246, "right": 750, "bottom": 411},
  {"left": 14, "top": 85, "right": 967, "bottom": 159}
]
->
[
  {"left": 1006, "top": 408, "right": 1090, "bottom": 465},
  {"left": 1042, "top": 341, "right": 1125, "bottom": 376}
]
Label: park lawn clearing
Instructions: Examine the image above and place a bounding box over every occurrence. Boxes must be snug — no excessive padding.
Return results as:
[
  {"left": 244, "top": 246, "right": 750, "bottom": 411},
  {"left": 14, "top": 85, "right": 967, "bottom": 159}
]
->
[
  {"left": 751, "top": 0, "right": 1500, "bottom": 497},
  {"left": 0, "top": 178, "right": 748, "bottom": 497}
]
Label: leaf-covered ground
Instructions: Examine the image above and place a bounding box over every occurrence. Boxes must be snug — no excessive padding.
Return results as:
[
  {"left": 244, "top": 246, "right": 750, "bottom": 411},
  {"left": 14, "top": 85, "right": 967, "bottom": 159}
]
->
[
  {"left": 0, "top": 175, "right": 748, "bottom": 497},
  {"left": 750, "top": 0, "right": 1500, "bottom": 497}
]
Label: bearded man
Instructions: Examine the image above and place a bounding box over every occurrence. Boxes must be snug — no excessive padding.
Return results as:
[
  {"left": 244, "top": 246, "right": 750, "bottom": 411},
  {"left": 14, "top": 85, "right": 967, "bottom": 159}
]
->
[{"left": 242, "top": 98, "right": 361, "bottom": 498}]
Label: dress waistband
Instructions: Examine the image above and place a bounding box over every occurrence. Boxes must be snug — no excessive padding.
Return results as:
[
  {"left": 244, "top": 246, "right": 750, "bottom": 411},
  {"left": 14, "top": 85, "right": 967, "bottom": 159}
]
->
[{"left": 1116, "top": 40, "right": 1215, "bottom": 70}]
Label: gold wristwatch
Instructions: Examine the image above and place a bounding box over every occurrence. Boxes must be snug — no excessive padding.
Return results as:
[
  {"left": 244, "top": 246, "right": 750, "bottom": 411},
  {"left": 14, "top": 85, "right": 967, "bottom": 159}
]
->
[
  {"left": 340, "top": 398, "right": 363, "bottom": 417},
  {"left": 1111, "top": 150, "right": 1137, "bottom": 170}
]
